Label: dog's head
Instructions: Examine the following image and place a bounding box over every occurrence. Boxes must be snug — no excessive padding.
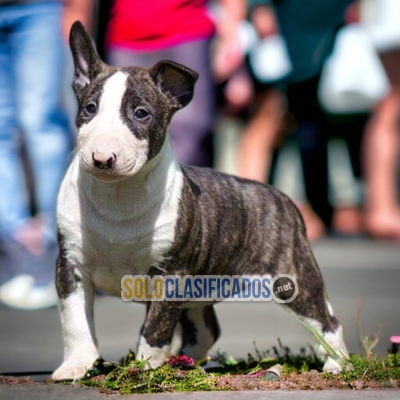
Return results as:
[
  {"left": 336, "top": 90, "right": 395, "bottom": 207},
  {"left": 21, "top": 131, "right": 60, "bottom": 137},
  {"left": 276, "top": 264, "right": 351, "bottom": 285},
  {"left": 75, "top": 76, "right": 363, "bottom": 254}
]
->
[{"left": 69, "top": 21, "right": 198, "bottom": 182}]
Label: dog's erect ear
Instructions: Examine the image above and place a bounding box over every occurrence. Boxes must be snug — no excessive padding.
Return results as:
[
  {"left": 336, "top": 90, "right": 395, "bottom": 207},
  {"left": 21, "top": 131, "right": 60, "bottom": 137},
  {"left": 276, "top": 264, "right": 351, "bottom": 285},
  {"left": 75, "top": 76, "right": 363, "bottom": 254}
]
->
[
  {"left": 150, "top": 61, "right": 198, "bottom": 109},
  {"left": 69, "top": 21, "right": 103, "bottom": 96}
]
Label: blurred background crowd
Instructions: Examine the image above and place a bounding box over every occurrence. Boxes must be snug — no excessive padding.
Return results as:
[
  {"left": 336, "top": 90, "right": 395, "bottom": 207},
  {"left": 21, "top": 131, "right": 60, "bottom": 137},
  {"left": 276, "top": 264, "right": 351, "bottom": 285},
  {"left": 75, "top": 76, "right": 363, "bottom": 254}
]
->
[{"left": 0, "top": 0, "right": 399, "bottom": 310}]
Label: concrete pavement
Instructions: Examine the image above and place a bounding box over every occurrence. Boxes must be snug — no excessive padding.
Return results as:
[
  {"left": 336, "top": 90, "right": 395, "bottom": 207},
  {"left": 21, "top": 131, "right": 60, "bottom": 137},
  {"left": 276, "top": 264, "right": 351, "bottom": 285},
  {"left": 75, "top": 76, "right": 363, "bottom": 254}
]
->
[{"left": 0, "top": 385, "right": 399, "bottom": 400}]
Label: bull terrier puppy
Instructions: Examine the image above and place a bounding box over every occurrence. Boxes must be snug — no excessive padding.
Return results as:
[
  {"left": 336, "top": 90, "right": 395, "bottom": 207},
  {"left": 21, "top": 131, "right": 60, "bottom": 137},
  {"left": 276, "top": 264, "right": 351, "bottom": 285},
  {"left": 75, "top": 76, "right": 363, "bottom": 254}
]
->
[{"left": 52, "top": 21, "right": 349, "bottom": 381}]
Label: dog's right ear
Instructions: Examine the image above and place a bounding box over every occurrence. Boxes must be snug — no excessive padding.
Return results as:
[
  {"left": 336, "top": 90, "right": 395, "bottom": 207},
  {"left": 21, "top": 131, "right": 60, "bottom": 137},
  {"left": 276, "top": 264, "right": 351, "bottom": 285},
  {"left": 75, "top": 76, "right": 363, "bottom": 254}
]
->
[{"left": 69, "top": 21, "right": 103, "bottom": 96}]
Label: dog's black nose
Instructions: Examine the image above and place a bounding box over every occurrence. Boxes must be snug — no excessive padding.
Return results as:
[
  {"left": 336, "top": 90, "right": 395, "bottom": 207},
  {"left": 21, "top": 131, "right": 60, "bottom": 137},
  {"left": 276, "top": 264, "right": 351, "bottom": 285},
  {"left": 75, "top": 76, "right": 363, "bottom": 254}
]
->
[{"left": 92, "top": 152, "right": 117, "bottom": 170}]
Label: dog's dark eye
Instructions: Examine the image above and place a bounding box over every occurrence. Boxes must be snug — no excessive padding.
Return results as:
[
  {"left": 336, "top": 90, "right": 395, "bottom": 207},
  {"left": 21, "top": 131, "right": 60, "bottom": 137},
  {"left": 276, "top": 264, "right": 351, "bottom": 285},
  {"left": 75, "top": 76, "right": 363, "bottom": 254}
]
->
[
  {"left": 134, "top": 108, "right": 149, "bottom": 120},
  {"left": 84, "top": 103, "right": 97, "bottom": 115}
]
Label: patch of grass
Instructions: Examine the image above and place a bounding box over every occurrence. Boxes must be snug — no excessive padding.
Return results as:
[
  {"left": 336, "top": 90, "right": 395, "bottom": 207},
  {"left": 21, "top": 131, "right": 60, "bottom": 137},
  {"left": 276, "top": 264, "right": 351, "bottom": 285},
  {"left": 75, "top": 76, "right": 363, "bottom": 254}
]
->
[
  {"left": 61, "top": 345, "right": 400, "bottom": 394},
  {"left": 338, "top": 353, "right": 400, "bottom": 383},
  {"left": 205, "top": 344, "right": 323, "bottom": 376},
  {"left": 77, "top": 351, "right": 222, "bottom": 394}
]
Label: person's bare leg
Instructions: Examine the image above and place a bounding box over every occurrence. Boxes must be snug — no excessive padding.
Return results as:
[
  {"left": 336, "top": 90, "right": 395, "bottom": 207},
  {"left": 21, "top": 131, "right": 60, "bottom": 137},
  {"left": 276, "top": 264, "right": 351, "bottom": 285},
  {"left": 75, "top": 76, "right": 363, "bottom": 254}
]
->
[
  {"left": 363, "top": 88, "right": 400, "bottom": 239},
  {"left": 237, "top": 89, "right": 284, "bottom": 182},
  {"left": 237, "top": 89, "right": 326, "bottom": 241}
]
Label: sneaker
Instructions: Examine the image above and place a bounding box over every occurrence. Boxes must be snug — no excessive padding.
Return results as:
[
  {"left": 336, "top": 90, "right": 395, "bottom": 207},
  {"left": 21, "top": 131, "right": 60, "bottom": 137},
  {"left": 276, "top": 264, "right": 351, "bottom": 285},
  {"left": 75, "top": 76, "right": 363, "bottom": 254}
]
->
[
  {"left": 0, "top": 240, "right": 58, "bottom": 310},
  {"left": 0, "top": 274, "right": 58, "bottom": 310}
]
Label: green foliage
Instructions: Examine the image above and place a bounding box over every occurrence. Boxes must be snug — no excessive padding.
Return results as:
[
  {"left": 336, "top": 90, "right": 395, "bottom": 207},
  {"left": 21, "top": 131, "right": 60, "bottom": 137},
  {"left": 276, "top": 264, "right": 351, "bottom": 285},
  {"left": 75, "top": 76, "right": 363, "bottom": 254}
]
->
[
  {"left": 337, "top": 353, "right": 400, "bottom": 383},
  {"left": 77, "top": 351, "right": 221, "bottom": 394},
  {"left": 63, "top": 348, "right": 400, "bottom": 394}
]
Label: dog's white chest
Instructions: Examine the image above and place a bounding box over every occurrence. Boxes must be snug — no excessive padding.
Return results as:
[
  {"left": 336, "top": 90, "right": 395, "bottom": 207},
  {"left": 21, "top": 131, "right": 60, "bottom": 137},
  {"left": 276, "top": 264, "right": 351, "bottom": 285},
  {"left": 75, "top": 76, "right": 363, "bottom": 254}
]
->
[
  {"left": 57, "top": 153, "right": 183, "bottom": 296},
  {"left": 85, "top": 217, "right": 176, "bottom": 295}
]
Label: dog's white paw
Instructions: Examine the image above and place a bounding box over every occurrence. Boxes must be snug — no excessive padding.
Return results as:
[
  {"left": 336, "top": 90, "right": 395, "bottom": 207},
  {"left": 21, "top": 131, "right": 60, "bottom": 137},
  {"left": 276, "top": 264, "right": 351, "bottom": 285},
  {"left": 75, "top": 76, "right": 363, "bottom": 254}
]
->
[
  {"left": 322, "top": 357, "right": 344, "bottom": 374},
  {"left": 52, "top": 358, "right": 97, "bottom": 381},
  {"left": 140, "top": 355, "right": 166, "bottom": 370},
  {"left": 137, "top": 336, "right": 170, "bottom": 369}
]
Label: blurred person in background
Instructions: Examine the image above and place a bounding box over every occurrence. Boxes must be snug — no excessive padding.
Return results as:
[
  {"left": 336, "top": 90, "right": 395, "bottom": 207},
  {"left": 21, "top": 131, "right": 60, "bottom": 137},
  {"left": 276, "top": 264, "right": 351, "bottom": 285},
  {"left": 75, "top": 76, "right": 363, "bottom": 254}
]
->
[
  {"left": 103, "top": 0, "right": 217, "bottom": 167},
  {"left": 0, "top": 0, "right": 74, "bottom": 309},
  {"left": 213, "top": 0, "right": 286, "bottom": 186},
  {"left": 216, "top": 0, "right": 355, "bottom": 241},
  {"left": 364, "top": 71, "right": 400, "bottom": 239},
  {"left": 357, "top": 0, "right": 400, "bottom": 239}
]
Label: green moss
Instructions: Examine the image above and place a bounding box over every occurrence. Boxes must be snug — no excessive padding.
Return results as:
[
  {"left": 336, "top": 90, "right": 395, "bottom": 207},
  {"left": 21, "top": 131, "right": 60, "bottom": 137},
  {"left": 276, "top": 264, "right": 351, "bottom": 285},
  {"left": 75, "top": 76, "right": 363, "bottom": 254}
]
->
[
  {"left": 77, "top": 351, "right": 222, "bottom": 394},
  {"left": 68, "top": 349, "right": 400, "bottom": 394},
  {"left": 337, "top": 354, "right": 400, "bottom": 383},
  {"left": 206, "top": 346, "right": 323, "bottom": 376}
]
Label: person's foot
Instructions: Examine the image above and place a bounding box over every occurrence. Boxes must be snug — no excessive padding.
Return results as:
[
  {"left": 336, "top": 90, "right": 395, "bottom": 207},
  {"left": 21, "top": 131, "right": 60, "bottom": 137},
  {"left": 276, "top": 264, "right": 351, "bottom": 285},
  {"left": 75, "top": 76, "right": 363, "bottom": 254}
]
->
[
  {"left": 332, "top": 206, "right": 362, "bottom": 235},
  {"left": 0, "top": 275, "right": 57, "bottom": 310},
  {"left": 0, "top": 239, "right": 58, "bottom": 310},
  {"left": 295, "top": 203, "right": 326, "bottom": 242},
  {"left": 363, "top": 208, "right": 400, "bottom": 240}
]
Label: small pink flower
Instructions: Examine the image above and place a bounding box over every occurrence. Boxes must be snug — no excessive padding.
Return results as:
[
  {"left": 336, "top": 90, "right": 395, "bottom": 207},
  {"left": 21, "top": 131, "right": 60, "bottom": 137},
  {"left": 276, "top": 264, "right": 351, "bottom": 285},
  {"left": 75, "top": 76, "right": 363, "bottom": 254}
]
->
[
  {"left": 390, "top": 336, "right": 400, "bottom": 344},
  {"left": 166, "top": 355, "right": 195, "bottom": 368},
  {"left": 249, "top": 370, "right": 266, "bottom": 378}
]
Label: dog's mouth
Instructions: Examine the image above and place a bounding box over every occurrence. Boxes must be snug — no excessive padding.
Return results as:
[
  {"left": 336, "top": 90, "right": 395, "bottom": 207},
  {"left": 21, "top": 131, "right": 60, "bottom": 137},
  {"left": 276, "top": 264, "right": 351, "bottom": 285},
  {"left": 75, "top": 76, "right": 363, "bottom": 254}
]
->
[
  {"left": 79, "top": 155, "right": 136, "bottom": 182},
  {"left": 87, "top": 167, "right": 136, "bottom": 182},
  {"left": 89, "top": 170, "right": 128, "bottom": 182}
]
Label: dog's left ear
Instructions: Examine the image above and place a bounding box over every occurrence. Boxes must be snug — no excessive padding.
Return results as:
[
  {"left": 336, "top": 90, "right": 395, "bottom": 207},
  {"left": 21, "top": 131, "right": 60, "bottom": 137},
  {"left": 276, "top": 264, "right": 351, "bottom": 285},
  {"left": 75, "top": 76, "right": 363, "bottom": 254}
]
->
[
  {"left": 150, "top": 61, "right": 198, "bottom": 109},
  {"left": 69, "top": 21, "right": 103, "bottom": 97}
]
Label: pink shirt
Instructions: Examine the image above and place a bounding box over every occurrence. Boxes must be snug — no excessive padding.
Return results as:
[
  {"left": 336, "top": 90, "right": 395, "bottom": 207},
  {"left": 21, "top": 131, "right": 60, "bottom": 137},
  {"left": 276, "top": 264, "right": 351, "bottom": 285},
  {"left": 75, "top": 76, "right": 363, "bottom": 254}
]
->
[{"left": 106, "top": 0, "right": 215, "bottom": 51}]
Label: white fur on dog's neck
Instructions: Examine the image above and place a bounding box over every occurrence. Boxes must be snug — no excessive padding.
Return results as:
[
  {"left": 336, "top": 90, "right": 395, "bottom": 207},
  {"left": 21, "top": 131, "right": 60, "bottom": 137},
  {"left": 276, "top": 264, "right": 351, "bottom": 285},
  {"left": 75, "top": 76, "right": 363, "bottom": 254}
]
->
[{"left": 79, "top": 138, "right": 181, "bottom": 221}]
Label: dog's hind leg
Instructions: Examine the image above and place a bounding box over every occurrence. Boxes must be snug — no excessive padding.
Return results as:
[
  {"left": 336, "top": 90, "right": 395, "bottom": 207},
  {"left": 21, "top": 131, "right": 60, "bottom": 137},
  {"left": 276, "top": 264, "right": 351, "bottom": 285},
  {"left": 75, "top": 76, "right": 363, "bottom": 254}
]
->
[
  {"left": 179, "top": 305, "right": 221, "bottom": 360},
  {"left": 282, "top": 298, "right": 349, "bottom": 373},
  {"left": 274, "top": 235, "right": 349, "bottom": 373}
]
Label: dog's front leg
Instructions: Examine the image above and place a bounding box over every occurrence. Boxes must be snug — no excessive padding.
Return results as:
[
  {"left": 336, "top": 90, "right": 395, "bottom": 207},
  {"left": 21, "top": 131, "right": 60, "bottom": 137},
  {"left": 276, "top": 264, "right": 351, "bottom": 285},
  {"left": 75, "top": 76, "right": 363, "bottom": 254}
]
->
[
  {"left": 137, "top": 301, "right": 181, "bottom": 369},
  {"left": 52, "top": 251, "right": 99, "bottom": 381}
]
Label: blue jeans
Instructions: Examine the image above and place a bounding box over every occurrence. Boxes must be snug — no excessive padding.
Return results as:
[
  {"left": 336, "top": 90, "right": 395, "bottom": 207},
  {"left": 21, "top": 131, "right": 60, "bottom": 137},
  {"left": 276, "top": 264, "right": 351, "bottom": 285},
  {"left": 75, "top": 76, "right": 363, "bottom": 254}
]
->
[{"left": 0, "top": 1, "right": 72, "bottom": 245}]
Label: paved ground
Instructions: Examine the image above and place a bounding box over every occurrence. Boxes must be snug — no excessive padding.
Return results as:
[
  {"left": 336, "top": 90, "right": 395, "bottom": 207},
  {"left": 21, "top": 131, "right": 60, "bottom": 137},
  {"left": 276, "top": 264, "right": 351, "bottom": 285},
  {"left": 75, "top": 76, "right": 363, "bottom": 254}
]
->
[
  {"left": 1, "top": 385, "right": 400, "bottom": 400},
  {"left": 0, "top": 237, "right": 399, "bottom": 398}
]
